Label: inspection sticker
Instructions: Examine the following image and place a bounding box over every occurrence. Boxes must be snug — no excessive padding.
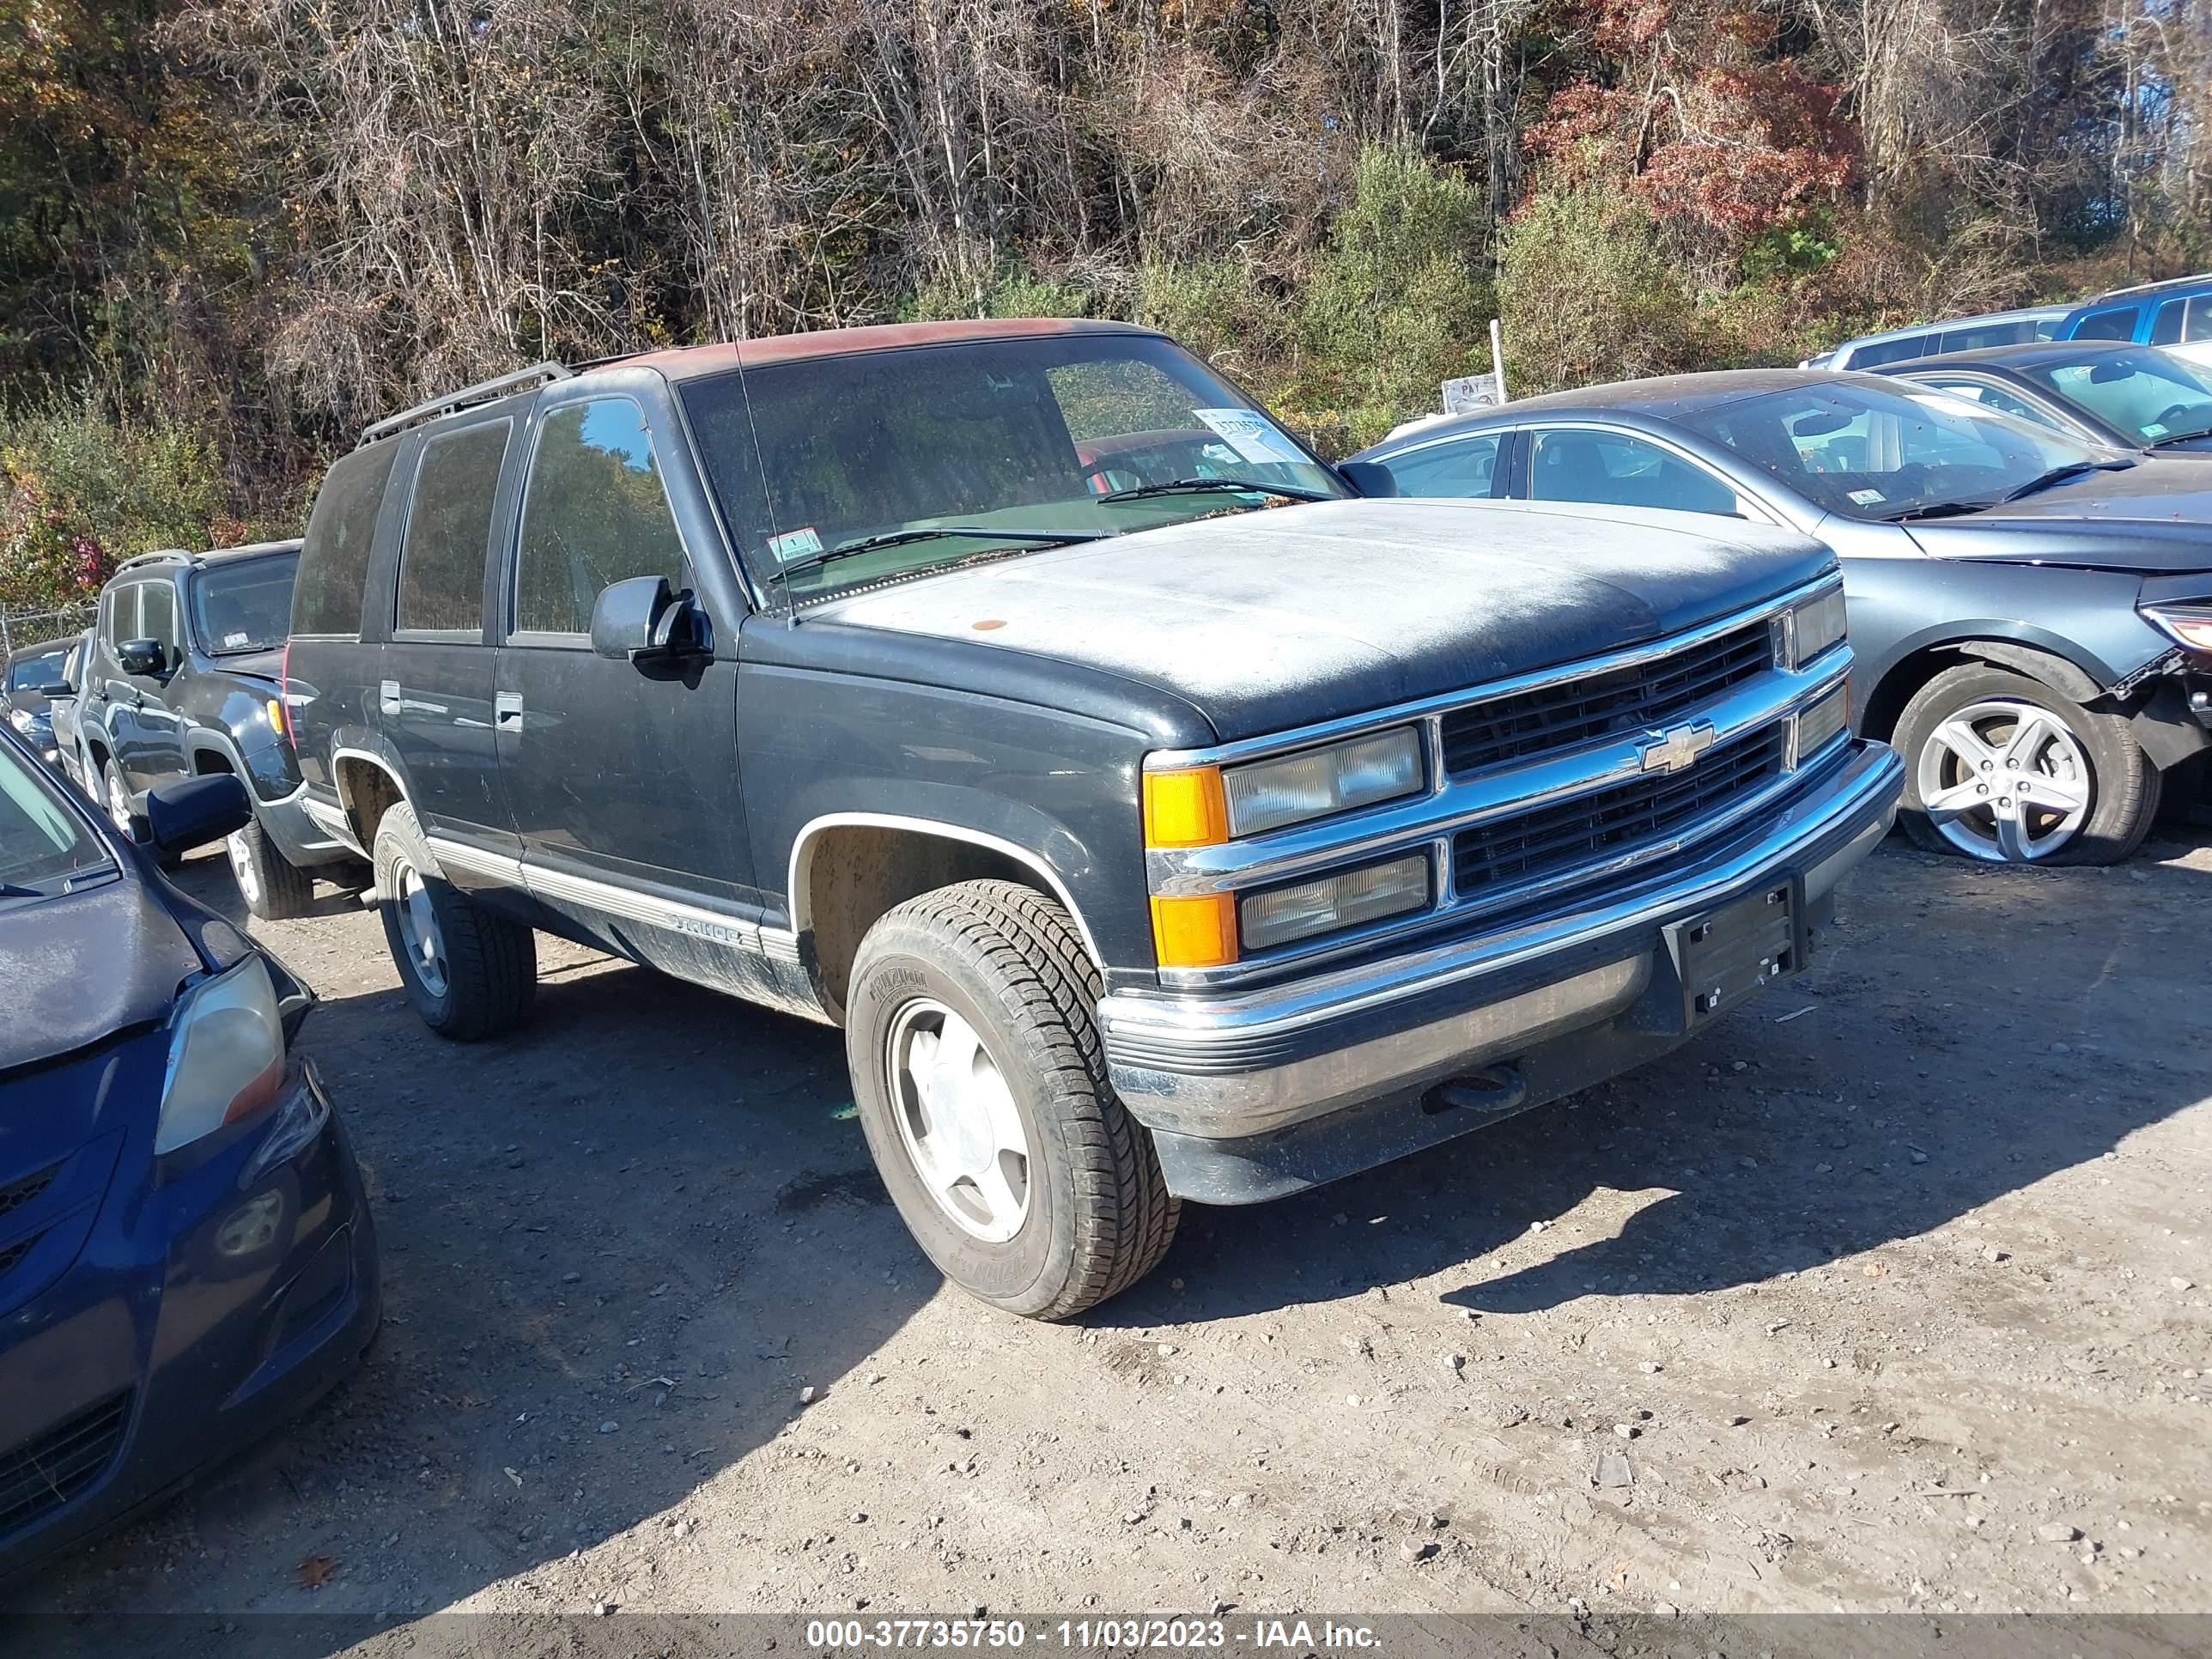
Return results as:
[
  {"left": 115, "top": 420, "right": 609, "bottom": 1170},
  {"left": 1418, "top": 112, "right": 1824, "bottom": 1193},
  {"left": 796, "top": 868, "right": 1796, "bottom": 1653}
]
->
[{"left": 767, "top": 526, "right": 824, "bottom": 562}]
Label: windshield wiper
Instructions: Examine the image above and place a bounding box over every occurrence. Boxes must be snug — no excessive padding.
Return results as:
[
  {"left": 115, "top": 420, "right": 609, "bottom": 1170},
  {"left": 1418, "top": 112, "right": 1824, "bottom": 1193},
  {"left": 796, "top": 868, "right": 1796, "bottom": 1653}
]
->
[
  {"left": 778, "top": 526, "right": 1098, "bottom": 585},
  {"left": 1096, "top": 477, "right": 1333, "bottom": 504},
  {"left": 1999, "top": 459, "right": 2134, "bottom": 501},
  {"left": 1881, "top": 500, "right": 1992, "bottom": 523}
]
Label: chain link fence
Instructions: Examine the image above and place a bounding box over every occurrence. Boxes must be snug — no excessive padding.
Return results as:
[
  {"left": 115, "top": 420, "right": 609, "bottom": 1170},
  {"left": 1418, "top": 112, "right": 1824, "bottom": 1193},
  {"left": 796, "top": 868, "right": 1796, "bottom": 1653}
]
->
[{"left": 0, "top": 600, "right": 97, "bottom": 658}]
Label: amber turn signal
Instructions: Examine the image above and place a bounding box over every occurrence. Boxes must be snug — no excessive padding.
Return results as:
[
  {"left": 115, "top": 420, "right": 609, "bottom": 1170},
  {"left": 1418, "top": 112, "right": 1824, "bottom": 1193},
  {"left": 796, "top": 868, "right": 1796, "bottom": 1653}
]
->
[
  {"left": 1143, "top": 767, "right": 1229, "bottom": 848},
  {"left": 1151, "top": 893, "right": 1238, "bottom": 969}
]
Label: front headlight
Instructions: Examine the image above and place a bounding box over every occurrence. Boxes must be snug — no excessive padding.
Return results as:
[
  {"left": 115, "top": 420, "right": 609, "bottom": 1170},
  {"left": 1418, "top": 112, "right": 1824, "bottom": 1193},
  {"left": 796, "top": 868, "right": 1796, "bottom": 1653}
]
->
[
  {"left": 1238, "top": 853, "right": 1431, "bottom": 952},
  {"left": 1221, "top": 726, "right": 1425, "bottom": 837},
  {"left": 156, "top": 954, "right": 287, "bottom": 1155},
  {"left": 2140, "top": 602, "right": 2212, "bottom": 653},
  {"left": 1784, "top": 586, "right": 1849, "bottom": 669}
]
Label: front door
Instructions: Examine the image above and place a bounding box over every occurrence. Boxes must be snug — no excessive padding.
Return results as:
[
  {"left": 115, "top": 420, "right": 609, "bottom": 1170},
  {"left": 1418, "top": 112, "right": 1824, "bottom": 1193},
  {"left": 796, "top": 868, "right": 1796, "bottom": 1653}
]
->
[
  {"left": 117, "top": 580, "right": 189, "bottom": 793},
  {"left": 493, "top": 390, "right": 754, "bottom": 953}
]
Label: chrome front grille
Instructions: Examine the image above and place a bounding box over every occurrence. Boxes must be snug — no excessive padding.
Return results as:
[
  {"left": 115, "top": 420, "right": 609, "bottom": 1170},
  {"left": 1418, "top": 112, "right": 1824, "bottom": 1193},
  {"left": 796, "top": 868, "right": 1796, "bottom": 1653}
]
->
[
  {"left": 1440, "top": 619, "right": 1775, "bottom": 775},
  {"left": 1455, "top": 722, "right": 1790, "bottom": 900}
]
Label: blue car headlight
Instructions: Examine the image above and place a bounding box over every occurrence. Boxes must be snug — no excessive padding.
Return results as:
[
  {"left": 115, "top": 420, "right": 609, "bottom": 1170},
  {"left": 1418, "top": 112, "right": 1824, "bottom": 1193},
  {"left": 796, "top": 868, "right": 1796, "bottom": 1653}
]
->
[{"left": 156, "top": 955, "right": 287, "bottom": 1156}]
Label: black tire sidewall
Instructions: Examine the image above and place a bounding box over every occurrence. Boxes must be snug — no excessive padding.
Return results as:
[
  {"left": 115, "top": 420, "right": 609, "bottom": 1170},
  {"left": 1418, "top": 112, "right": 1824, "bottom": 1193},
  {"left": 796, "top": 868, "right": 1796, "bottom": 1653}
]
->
[
  {"left": 847, "top": 936, "right": 1083, "bottom": 1317},
  {"left": 373, "top": 805, "right": 459, "bottom": 1028},
  {"left": 1893, "top": 665, "right": 2149, "bottom": 865}
]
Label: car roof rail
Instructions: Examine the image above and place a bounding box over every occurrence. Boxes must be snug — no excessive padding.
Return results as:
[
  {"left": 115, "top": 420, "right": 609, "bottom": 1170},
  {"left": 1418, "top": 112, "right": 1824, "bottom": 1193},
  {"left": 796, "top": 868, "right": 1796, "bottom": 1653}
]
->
[
  {"left": 2087, "top": 272, "right": 2211, "bottom": 303},
  {"left": 112, "top": 549, "right": 192, "bottom": 575},
  {"left": 360, "top": 361, "right": 572, "bottom": 447}
]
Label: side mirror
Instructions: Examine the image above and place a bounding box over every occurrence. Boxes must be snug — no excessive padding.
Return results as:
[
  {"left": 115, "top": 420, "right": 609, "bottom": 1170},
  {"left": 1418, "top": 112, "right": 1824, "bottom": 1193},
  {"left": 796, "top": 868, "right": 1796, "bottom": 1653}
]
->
[
  {"left": 33, "top": 679, "right": 71, "bottom": 698},
  {"left": 117, "top": 637, "right": 167, "bottom": 678},
  {"left": 144, "top": 774, "right": 252, "bottom": 856},
  {"left": 590, "top": 576, "right": 714, "bottom": 665},
  {"left": 1336, "top": 460, "right": 1400, "bottom": 498}
]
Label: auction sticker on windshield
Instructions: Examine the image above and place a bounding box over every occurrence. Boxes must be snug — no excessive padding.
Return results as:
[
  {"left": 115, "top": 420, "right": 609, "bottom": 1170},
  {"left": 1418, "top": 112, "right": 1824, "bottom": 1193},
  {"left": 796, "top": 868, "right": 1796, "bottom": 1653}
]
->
[
  {"left": 769, "top": 526, "right": 825, "bottom": 563},
  {"left": 1193, "top": 408, "right": 1310, "bottom": 467}
]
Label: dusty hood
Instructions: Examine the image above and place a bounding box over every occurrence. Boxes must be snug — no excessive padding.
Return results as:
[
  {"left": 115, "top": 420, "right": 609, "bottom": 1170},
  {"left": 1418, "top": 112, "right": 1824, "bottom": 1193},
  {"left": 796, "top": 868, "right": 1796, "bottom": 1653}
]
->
[
  {"left": 0, "top": 874, "right": 195, "bottom": 1075},
  {"left": 1905, "top": 459, "right": 2212, "bottom": 574},
  {"left": 814, "top": 499, "right": 1832, "bottom": 741}
]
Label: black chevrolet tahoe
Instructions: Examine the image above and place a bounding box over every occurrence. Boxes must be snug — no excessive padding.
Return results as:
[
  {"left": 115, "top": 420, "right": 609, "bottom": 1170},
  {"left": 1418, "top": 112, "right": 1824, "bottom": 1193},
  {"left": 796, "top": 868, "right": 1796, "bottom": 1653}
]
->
[
  {"left": 76, "top": 541, "right": 362, "bottom": 917},
  {"left": 283, "top": 319, "right": 1904, "bottom": 1318}
]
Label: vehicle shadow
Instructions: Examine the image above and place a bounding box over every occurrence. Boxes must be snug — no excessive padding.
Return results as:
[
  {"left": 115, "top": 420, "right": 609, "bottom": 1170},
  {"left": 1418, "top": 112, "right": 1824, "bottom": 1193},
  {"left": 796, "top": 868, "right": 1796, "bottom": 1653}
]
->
[
  {"left": 1093, "top": 827, "right": 2212, "bottom": 1329},
  {"left": 9, "top": 853, "right": 928, "bottom": 1637}
]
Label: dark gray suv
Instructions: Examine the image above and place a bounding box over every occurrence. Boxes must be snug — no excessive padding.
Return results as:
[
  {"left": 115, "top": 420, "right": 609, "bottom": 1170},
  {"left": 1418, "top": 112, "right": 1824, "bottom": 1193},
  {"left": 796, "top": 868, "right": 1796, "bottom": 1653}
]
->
[{"left": 282, "top": 319, "right": 1900, "bottom": 1318}]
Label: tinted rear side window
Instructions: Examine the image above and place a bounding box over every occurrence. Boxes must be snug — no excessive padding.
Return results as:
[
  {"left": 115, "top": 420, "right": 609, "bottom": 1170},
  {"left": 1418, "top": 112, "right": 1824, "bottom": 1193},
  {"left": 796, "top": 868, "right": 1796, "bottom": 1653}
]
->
[
  {"left": 295, "top": 443, "right": 401, "bottom": 637},
  {"left": 398, "top": 422, "right": 510, "bottom": 636},
  {"left": 1850, "top": 333, "right": 1936, "bottom": 368}
]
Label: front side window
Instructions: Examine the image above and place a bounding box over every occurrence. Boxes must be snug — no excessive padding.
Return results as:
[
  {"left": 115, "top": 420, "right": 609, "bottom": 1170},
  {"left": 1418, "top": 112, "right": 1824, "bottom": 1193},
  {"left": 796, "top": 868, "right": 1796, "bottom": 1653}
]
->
[
  {"left": 1528, "top": 428, "right": 1742, "bottom": 516},
  {"left": 8, "top": 650, "right": 65, "bottom": 692},
  {"left": 138, "top": 581, "right": 179, "bottom": 660},
  {"left": 399, "top": 422, "right": 509, "bottom": 635},
  {"left": 295, "top": 441, "right": 401, "bottom": 637},
  {"left": 191, "top": 553, "right": 299, "bottom": 655},
  {"left": 103, "top": 585, "right": 137, "bottom": 647},
  {"left": 2030, "top": 352, "right": 2212, "bottom": 446},
  {"left": 2074, "top": 306, "right": 2139, "bottom": 343},
  {"left": 1379, "top": 434, "right": 1504, "bottom": 498},
  {"left": 1678, "top": 381, "right": 2109, "bottom": 521},
  {"left": 678, "top": 332, "right": 1346, "bottom": 603},
  {"left": 514, "top": 399, "right": 688, "bottom": 636},
  {"left": 0, "top": 733, "right": 106, "bottom": 896}
]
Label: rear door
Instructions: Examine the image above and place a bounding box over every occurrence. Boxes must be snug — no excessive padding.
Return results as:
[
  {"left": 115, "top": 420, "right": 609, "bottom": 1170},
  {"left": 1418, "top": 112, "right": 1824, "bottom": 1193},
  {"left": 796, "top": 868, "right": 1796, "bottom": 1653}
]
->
[
  {"left": 374, "top": 410, "right": 518, "bottom": 858},
  {"left": 493, "top": 380, "right": 755, "bottom": 938}
]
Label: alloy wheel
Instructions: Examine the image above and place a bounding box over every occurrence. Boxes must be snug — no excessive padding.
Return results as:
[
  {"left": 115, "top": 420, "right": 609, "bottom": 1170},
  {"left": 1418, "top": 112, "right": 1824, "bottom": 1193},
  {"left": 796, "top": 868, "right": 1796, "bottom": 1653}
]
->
[
  {"left": 392, "top": 857, "right": 450, "bottom": 997},
  {"left": 1915, "top": 696, "right": 2093, "bottom": 862}
]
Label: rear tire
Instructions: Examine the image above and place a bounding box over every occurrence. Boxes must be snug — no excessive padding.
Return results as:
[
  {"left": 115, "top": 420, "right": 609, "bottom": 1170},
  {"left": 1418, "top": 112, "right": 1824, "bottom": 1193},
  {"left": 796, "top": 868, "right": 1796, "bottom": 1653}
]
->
[
  {"left": 373, "top": 801, "right": 536, "bottom": 1040},
  {"left": 228, "top": 813, "right": 317, "bottom": 920},
  {"left": 1893, "top": 664, "right": 2160, "bottom": 866},
  {"left": 846, "top": 879, "right": 1178, "bottom": 1321}
]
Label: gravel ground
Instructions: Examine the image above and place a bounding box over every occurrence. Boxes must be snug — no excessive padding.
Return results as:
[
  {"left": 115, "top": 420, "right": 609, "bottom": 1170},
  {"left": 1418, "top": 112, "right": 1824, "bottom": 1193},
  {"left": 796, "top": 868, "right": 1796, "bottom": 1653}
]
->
[{"left": 9, "top": 823, "right": 2210, "bottom": 1639}]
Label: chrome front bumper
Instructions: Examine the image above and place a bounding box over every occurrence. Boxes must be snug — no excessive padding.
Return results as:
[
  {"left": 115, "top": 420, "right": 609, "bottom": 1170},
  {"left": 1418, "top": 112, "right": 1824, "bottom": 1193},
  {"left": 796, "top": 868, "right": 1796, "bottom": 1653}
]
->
[{"left": 1101, "top": 741, "right": 1902, "bottom": 1194}]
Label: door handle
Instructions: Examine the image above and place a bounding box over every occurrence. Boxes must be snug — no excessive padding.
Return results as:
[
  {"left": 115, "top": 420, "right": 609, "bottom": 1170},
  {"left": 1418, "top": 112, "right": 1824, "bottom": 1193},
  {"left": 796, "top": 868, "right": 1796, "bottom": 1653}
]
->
[
  {"left": 378, "top": 678, "right": 401, "bottom": 715},
  {"left": 495, "top": 692, "right": 525, "bottom": 732}
]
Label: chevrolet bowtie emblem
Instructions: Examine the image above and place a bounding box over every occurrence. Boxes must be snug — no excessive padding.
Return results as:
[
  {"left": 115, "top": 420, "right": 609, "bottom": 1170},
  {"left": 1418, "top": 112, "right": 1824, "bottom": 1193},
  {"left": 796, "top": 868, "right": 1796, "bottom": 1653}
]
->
[{"left": 1638, "top": 720, "right": 1717, "bottom": 775}]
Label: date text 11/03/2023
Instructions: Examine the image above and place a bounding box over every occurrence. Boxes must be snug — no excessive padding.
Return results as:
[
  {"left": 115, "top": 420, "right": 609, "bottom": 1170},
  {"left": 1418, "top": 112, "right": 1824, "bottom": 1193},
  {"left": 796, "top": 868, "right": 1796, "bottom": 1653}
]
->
[{"left": 802, "top": 1618, "right": 1382, "bottom": 1650}]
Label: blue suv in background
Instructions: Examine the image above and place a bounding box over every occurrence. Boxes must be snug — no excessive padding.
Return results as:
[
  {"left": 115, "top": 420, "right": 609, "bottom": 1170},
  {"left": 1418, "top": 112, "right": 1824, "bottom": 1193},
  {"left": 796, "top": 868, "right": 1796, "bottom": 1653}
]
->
[{"left": 2057, "top": 274, "right": 2212, "bottom": 365}]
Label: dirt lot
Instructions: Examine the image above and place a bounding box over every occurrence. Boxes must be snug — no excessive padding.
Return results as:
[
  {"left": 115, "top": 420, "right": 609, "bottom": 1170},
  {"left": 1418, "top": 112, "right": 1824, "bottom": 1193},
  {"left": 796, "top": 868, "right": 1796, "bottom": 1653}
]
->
[{"left": 9, "top": 823, "right": 2211, "bottom": 1640}]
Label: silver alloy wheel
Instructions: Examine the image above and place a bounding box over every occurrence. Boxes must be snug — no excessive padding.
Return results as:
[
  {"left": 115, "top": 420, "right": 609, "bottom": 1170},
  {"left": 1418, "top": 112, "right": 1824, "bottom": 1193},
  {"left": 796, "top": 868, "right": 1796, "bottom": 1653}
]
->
[
  {"left": 885, "top": 998, "right": 1032, "bottom": 1243},
  {"left": 106, "top": 769, "right": 134, "bottom": 836},
  {"left": 392, "top": 857, "right": 450, "bottom": 997},
  {"left": 228, "top": 827, "right": 260, "bottom": 907},
  {"left": 1916, "top": 696, "right": 2093, "bottom": 862}
]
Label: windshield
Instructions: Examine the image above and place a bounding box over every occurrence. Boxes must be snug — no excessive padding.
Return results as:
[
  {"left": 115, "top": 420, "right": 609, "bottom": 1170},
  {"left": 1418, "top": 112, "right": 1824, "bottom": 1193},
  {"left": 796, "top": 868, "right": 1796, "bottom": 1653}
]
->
[
  {"left": 0, "top": 738, "right": 107, "bottom": 894},
  {"left": 7, "top": 650, "right": 64, "bottom": 692},
  {"left": 678, "top": 332, "right": 1346, "bottom": 600},
  {"left": 191, "top": 551, "right": 300, "bottom": 654},
  {"left": 2027, "top": 352, "right": 2212, "bottom": 445},
  {"left": 1675, "top": 380, "right": 2113, "bottom": 522}
]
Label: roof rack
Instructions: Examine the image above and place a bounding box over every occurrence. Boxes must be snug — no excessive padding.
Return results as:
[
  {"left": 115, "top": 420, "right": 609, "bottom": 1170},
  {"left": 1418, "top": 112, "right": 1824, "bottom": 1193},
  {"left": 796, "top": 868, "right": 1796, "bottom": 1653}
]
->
[
  {"left": 2088, "top": 272, "right": 2210, "bottom": 303},
  {"left": 112, "top": 549, "right": 192, "bottom": 574},
  {"left": 360, "top": 361, "right": 572, "bottom": 446}
]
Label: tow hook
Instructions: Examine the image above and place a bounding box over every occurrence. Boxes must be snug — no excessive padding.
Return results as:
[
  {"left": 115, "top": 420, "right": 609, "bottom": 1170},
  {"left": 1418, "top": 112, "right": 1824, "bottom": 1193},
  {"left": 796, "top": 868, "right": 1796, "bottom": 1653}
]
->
[{"left": 1422, "top": 1066, "right": 1529, "bottom": 1121}]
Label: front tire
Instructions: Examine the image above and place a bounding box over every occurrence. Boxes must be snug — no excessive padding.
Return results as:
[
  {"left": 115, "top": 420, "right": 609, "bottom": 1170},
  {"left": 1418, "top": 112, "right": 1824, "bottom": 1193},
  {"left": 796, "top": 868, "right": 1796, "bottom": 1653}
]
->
[
  {"left": 373, "top": 802, "right": 536, "bottom": 1040},
  {"left": 846, "top": 879, "right": 1179, "bottom": 1321},
  {"left": 228, "top": 813, "right": 317, "bottom": 920},
  {"left": 1893, "top": 663, "right": 2160, "bottom": 866}
]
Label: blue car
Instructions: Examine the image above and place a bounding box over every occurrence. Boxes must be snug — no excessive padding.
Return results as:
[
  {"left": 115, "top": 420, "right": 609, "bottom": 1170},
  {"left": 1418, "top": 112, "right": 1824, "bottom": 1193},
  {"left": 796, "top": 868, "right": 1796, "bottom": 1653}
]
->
[
  {"left": 0, "top": 725, "right": 378, "bottom": 1581},
  {"left": 2057, "top": 273, "right": 2212, "bottom": 368}
]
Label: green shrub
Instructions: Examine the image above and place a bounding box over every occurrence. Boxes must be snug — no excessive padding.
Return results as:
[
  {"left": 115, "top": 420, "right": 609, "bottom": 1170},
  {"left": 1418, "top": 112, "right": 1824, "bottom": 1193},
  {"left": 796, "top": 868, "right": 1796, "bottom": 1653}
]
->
[
  {"left": 1498, "top": 183, "right": 1704, "bottom": 392},
  {"left": 0, "top": 389, "right": 226, "bottom": 608}
]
